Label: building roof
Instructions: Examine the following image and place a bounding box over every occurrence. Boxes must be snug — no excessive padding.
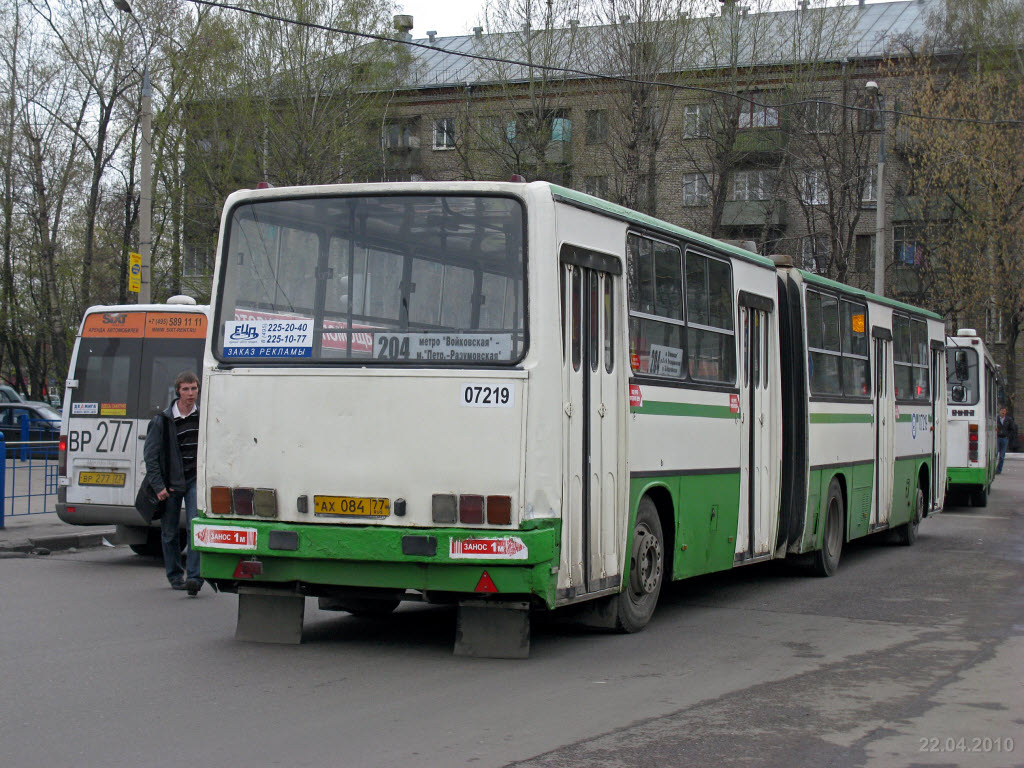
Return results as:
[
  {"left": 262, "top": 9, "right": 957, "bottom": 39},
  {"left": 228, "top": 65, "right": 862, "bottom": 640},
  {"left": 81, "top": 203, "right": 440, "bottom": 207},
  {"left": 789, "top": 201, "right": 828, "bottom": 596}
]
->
[{"left": 394, "top": 0, "right": 944, "bottom": 91}]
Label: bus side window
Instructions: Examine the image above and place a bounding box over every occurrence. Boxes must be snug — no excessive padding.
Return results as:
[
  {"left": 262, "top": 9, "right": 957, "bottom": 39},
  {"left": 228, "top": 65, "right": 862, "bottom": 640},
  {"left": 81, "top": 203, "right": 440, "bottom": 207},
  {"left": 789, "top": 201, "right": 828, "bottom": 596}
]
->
[
  {"left": 604, "top": 277, "right": 614, "bottom": 374},
  {"left": 572, "top": 267, "right": 582, "bottom": 372}
]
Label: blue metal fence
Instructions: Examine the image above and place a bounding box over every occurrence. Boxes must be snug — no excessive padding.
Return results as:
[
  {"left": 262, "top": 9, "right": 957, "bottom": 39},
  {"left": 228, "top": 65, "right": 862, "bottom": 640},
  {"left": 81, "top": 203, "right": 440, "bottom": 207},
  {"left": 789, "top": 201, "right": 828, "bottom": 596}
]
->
[{"left": 0, "top": 421, "right": 60, "bottom": 529}]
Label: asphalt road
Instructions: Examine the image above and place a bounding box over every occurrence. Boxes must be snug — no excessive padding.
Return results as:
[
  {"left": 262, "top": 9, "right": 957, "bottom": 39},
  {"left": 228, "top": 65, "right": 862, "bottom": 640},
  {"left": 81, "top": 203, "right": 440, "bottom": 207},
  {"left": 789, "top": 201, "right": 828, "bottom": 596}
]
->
[{"left": 1, "top": 468, "right": 1020, "bottom": 768}]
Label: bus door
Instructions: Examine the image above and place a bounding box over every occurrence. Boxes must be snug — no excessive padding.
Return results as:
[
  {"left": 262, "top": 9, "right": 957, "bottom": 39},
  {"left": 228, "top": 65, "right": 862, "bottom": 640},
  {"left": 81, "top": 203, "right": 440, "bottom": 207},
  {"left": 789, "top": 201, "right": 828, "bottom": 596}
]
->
[
  {"left": 562, "top": 248, "right": 622, "bottom": 595},
  {"left": 931, "top": 343, "right": 947, "bottom": 509},
  {"left": 872, "top": 329, "right": 894, "bottom": 526},
  {"left": 737, "top": 298, "right": 776, "bottom": 560}
]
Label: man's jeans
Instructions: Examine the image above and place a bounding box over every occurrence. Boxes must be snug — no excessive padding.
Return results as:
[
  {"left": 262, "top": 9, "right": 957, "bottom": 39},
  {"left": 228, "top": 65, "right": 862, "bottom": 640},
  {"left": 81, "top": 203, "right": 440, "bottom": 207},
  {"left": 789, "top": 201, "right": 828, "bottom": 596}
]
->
[
  {"left": 161, "top": 479, "right": 201, "bottom": 585},
  {"left": 997, "top": 437, "right": 1009, "bottom": 473}
]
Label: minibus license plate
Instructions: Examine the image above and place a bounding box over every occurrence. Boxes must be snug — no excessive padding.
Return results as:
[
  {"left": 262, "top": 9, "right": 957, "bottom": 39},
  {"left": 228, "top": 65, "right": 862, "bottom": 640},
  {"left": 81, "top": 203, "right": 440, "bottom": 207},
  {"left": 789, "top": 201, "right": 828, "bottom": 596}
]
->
[
  {"left": 79, "top": 471, "right": 126, "bottom": 487},
  {"left": 313, "top": 496, "right": 389, "bottom": 517}
]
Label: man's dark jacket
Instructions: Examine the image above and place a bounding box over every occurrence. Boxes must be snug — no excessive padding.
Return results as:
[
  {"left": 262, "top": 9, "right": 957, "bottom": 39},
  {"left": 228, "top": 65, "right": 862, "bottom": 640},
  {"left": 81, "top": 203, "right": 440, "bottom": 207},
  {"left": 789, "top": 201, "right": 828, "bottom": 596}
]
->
[{"left": 143, "top": 402, "right": 188, "bottom": 496}]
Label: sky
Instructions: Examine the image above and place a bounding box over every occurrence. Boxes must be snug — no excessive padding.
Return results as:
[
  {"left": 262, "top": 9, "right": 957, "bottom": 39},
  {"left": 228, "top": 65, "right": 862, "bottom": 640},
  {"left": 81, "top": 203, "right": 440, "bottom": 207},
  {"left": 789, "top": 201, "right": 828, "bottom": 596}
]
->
[{"left": 391, "top": 0, "right": 896, "bottom": 39}]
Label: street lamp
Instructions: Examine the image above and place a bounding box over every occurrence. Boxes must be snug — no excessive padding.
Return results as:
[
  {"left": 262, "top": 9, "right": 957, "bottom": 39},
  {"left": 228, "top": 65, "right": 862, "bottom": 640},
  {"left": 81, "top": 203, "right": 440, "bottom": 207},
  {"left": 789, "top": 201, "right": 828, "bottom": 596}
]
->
[
  {"left": 115, "top": 0, "right": 152, "bottom": 304},
  {"left": 865, "top": 80, "right": 886, "bottom": 297}
]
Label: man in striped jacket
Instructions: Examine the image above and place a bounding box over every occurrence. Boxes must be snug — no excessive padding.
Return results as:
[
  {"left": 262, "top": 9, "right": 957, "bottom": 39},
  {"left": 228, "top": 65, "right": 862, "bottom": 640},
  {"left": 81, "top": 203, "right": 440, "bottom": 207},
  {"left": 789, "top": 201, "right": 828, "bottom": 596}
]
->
[{"left": 143, "top": 370, "right": 203, "bottom": 596}]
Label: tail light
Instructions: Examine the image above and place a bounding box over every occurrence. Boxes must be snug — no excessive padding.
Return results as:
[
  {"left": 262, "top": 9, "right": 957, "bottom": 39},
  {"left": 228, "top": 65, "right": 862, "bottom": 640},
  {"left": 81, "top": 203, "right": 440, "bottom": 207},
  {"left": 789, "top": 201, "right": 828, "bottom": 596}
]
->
[
  {"left": 210, "top": 486, "right": 233, "bottom": 515},
  {"left": 58, "top": 435, "right": 67, "bottom": 477},
  {"left": 232, "top": 488, "right": 255, "bottom": 516},
  {"left": 459, "top": 495, "right": 484, "bottom": 524}
]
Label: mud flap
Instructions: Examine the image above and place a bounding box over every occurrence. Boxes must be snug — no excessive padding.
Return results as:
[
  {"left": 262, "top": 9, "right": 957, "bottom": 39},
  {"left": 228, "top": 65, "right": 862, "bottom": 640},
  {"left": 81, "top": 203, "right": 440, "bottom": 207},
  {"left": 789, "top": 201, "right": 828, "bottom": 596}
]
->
[
  {"left": 454, "top": 600, "right": 530, "bottom": 659},
  {"left": 235, "top": 587, "right": 304, "bottom": 644}
]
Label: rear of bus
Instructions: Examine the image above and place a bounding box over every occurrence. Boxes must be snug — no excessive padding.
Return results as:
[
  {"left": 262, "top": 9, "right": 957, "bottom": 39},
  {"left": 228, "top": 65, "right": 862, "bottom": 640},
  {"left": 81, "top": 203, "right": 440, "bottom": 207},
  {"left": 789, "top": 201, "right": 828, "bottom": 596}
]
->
[
  {"left": 193, "top": 184, "right": 564, "bottom": 617},
  {"left": 57, "top": 300, "right": 208, "bottom": 551},
  {"left": 945, "top": 329, "right": 995, "bottom": 504}
]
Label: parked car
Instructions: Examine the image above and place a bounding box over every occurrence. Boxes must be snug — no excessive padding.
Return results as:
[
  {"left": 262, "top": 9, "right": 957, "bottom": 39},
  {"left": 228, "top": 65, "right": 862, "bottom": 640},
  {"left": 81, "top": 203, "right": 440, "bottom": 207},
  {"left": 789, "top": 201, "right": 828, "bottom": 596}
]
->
[
  {"left": 0, "top": 402, "right": 61, "bottom": 458},
  {"left": 0, "top": 384, "right": 25, "bottom": 403}
]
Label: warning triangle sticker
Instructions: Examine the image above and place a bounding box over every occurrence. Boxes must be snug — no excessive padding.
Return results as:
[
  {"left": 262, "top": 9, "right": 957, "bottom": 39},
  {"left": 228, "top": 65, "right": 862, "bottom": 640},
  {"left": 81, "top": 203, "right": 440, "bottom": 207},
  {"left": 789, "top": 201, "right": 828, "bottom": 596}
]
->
[{"left": 474, "top": 571, "right": 498, "bottom": 593}]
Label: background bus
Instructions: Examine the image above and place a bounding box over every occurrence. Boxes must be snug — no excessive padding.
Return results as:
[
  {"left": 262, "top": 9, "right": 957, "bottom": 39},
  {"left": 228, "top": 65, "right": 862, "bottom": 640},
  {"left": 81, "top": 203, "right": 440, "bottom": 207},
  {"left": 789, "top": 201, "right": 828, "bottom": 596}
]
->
[
  {"left": 945, "top": 328, "right": 998, "bottom": 506},
  {"left": 191, "top": 182, "right": 944, "bottom": 656},
  {"left": 57, "top": 297, "right": 208, "bottom": 554}
]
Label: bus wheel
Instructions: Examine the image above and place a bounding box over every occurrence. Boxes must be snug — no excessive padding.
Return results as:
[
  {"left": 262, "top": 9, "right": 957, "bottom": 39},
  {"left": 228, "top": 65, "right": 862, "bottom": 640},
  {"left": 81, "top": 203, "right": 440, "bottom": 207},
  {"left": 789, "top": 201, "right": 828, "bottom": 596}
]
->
[
  {"left": 896, "top": 487, "right": 924, "bottom": 546},
  {"left": 129, "top": 528, "right": 163, "bottom": 557},
  {"left": 615, "top": 497, "right": 664, "bottom": 633},
  {"left": 318, "top": 596, "right": 401, "bottom": 617},
  {"left": 812, "top": 480, "right": 844, "bottom": 577},
  {"left": 971, "top": 486, "right": 989, "bottom": 508}
]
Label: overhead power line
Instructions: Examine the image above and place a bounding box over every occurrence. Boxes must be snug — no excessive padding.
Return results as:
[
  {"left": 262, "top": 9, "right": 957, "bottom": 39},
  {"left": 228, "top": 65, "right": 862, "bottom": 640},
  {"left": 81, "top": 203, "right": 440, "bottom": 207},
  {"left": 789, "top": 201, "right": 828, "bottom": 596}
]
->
[{"left": 184, "top": 0, "right": 1024, "bottom": 128}]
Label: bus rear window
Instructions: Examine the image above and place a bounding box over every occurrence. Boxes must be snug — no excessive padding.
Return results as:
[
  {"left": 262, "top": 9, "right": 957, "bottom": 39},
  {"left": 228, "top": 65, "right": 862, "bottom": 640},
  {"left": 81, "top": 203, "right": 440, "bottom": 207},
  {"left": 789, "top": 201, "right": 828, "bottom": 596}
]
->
[
  {"left": 73, "top": 338, "right": 139, "bottom": 416},
  {"left": 947, "top": 347, "right": 979, "bottom": 405},
  {"left": 73, "top": 337, "right": 205, "bottom": 419},
  {"left": 216, "top": 194, "right": 526, "bottom": 364}
]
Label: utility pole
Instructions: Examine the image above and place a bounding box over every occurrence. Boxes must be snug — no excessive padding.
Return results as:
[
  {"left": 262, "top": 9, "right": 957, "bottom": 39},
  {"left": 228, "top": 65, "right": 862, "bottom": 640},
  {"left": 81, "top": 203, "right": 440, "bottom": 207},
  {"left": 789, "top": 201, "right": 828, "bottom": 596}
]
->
[
  {"left": 866, "top": 81, "right": 886, "bottom": 297},
  {"left": 114, "top": 0, "right": 152, "bottom": 304}
]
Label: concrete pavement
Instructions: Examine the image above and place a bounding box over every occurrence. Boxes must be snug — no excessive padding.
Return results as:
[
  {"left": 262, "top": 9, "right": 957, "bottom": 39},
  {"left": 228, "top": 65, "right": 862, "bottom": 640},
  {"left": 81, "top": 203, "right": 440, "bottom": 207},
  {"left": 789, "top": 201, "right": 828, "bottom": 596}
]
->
[{"left": 0, "top": 510, "right": 116, "bottom": 554}]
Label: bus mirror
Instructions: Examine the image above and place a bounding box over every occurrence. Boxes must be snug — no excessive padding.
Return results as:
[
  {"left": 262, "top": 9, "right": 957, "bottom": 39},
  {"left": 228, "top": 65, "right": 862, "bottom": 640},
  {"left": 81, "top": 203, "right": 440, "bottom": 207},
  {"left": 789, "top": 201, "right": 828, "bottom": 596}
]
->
[
  {"left": 951, "top": 384, "right": 966, "bottom": 403},
  {"left": 954, "top": 351, "right": 969, "bottom": 381}
]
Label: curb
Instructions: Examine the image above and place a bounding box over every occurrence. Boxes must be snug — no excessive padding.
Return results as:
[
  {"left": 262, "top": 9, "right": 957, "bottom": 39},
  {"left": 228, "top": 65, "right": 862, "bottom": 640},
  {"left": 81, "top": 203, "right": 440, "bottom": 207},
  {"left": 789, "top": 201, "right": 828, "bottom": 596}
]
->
[{"left": 0, "top": 529, "right": 117, "bottom": 555}]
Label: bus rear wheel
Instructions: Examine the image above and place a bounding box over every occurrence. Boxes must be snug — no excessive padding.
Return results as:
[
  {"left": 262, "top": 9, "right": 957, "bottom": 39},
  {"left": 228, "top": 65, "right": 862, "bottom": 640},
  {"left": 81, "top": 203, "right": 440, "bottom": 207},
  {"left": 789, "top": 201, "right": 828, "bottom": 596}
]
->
[
  {"left": 971, "top": 485, "right": 989, "bottom": 508},
  {"left": 896, "top": 487, "right": 924, "bottom": 546},
  {"left": 812, "top": 479, "right": 844, "bottom": 577},
  {"left": 615, "top": 497, "right": 664, "bottom": 633}
]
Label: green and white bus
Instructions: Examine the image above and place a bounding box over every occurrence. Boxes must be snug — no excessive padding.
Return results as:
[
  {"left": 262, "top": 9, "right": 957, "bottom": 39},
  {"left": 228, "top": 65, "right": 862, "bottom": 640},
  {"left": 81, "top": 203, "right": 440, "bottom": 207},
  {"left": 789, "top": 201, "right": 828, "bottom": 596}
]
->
[
  {"left": 945, "top": 328, "right": 998, "bottom": 506},
  {"left": 192, "top": 182, "right": 945, "bottom": 656}
]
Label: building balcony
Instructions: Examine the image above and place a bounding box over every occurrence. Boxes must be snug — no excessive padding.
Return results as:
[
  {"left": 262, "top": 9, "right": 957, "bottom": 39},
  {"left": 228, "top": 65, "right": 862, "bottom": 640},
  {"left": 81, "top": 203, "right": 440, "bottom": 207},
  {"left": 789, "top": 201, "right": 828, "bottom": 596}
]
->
[{"left": 721, "top": 200, "right": 787, "bottom": 228}]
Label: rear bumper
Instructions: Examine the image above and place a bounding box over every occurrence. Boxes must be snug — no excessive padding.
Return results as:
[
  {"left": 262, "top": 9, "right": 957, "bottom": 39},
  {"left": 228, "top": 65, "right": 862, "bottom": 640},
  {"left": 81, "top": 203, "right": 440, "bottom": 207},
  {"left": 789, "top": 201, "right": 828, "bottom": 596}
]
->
[
  {"left": 192, "top": 516, "right": 560, "bottom": 608},
  {"left": 946, "top": 466, "right": 988, "bottom": 489},
  {"left": 56, "top": 502, "right": 177, "bottom": 528}
]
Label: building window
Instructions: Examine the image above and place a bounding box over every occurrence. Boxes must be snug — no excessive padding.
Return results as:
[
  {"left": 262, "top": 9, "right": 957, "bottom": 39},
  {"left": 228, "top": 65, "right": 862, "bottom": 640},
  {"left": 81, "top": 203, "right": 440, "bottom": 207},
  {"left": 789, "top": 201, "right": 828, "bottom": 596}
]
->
[
  {"left": 802, "top": 171, "right": 828, "bottom": 205},
  {"left": 730, "top": 169, "right": 774, "bottom": 201},
  {"left": 987, "top": 307, "right": 1005, "bottom": 343},
  {"left": 583, "top": 175, "right": 608, "bottom": 199},
  {"left": 804, "top": 102, "right": 833, "bottom": 133},
  {"left": 893, "top": 224, "right": 926, "bottom": 267},
  {"left": 855, "top": 233, "right": 875, "bottom": 274},
  {"left": 682, "top": 173, "right": 709, "bottom": 206},
  {"left": 382, "top": 121, "right": 417, "bottom": 149},
  {"left": 551, "top": 116, "right": 572, "bottom": 142},
  {"left": 860, "top": 165, "right": 877, "bottom": 203},
  {"left": 682, "top": 104, "right": 709, "bottom": 138},
  {"left": 738, "top": 98, "right": 779, "bottom": 129},
  {"left": 801, "top": 234, "right": 829, "bottom": 274},
  {"left": 585, "top": 110, "right": 608, "bottom": 144},
  {"left": 432, "top": 118, "right": 455, "bottom": 150}
]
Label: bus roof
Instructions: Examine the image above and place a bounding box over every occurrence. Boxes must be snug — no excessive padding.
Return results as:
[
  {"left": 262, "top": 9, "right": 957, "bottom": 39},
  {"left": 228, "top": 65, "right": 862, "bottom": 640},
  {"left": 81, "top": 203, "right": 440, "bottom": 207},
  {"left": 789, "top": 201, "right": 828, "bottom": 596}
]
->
[
  {"left": 796, "top": 269, "right": 944, "bottom": 321},
  {"left": 548, "top": 185, "right": 776, "bottom": 269}
]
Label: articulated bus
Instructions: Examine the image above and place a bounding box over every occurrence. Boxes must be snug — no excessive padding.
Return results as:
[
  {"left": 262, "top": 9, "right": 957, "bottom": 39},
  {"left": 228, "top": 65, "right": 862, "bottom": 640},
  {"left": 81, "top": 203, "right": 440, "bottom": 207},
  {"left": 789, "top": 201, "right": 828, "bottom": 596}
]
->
[
  {"left": 945, "top": 328, "right": 998, "bottom": 506},
  {"left": 57, "top": 298, "right": 209, "bottom": 554},
  {"left": 192, "top": 182, "right": 945, "bottom": 656}
]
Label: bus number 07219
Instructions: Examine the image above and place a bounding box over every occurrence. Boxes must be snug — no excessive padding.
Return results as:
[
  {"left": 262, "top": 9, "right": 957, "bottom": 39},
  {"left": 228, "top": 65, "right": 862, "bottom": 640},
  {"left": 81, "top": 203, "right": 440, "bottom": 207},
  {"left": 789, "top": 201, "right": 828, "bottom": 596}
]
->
[{"left": 461, "top": 384, "right": 513, "bottom": 408}]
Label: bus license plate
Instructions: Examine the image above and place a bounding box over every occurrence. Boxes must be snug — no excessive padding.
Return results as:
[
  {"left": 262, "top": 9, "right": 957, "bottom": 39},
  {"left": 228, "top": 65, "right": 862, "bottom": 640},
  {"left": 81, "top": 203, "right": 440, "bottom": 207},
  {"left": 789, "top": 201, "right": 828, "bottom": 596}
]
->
[
  {"left": 78, "top": 471, "right": 126, "bottom": 487},
  {"left": 313, "top": 496, "right": 390, "bottom": 517}
]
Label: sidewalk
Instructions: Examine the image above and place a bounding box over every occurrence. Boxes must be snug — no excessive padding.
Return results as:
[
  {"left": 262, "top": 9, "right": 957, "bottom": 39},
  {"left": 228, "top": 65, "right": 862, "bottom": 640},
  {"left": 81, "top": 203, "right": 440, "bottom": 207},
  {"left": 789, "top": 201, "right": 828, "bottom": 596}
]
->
[{"left": 0, "top": 511, "right": 117, "bottom": 555}]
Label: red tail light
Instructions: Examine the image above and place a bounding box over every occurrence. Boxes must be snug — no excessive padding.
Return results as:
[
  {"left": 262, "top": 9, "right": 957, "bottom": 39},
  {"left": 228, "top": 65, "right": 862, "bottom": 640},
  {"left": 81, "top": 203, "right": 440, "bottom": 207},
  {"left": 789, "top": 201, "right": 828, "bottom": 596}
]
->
[
  {"left": 58, "top": 435, "right": 67, "bottom": 476},
  {"left": 459, "top": 495, "right": 484, "bottom": 524}
]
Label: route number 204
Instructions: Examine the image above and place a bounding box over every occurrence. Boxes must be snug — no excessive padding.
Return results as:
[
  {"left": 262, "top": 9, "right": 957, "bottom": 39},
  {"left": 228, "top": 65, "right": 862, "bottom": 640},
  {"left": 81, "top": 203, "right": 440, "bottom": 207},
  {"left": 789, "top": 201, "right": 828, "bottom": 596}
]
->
[{"left": 460, "top": 383, "right": 514, "bottom": 408}]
